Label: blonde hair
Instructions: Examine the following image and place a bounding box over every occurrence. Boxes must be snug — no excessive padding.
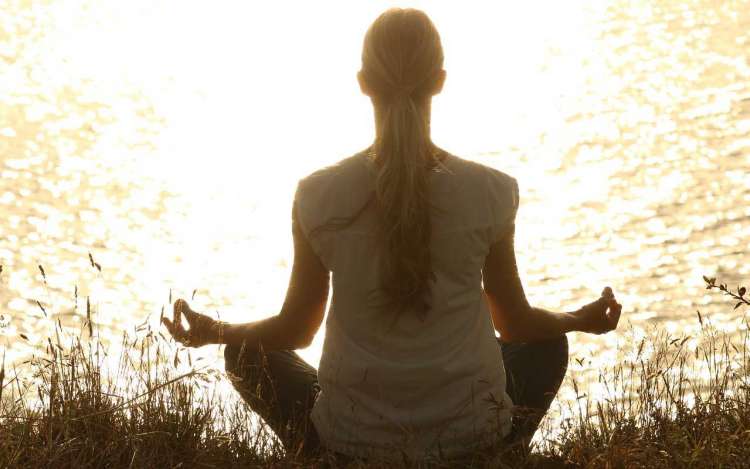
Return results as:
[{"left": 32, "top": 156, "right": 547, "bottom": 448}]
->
[{"left": 360, "top": 8, "right": 445, "bottom": 319}]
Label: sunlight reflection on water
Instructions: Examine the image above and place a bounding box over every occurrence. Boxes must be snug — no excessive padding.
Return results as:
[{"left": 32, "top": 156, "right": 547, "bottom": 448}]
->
[{"left": 1, "top": 0, "right": 749, "bottom": 421}]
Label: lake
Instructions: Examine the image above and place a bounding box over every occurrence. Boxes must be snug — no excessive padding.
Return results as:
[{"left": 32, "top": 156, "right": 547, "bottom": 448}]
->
[{"left": 1, "top": 0, "right": 749, "bottom": 398}]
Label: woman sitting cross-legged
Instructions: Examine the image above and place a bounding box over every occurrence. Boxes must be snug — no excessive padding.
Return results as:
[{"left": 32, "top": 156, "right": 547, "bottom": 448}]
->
[{"left": 162, "top": 7, "right": 623, "bottom": 465}]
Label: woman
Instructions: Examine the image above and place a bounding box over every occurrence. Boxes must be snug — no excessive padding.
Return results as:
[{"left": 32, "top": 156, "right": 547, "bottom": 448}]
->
[{"left": 162, "top": 7, "right": 622, "bottom": 463}]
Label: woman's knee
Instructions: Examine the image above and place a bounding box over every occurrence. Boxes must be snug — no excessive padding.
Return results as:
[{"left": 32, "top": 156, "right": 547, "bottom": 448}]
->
[
  {"left": 224, "top": 342, "right": 262, "bottom": 375},
  {"left": 529, "top": 335, "right": 569, "bottom": 380}
]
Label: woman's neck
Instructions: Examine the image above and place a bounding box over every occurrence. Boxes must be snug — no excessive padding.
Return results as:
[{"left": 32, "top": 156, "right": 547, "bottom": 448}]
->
[{"left": 372, "top": 97, "right": 433, "bottom": 143}]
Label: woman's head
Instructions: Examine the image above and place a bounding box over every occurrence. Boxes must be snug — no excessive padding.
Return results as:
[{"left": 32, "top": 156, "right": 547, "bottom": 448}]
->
[
  {"left": 357, "top": 8, "right": 445, "bottom": 320},
  {"left": 358, "top": 8, "right": 446, "bottom": 106}
]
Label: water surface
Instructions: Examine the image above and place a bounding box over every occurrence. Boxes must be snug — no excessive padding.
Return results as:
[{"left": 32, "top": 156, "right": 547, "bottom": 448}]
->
[{"left": 1, "top": 0, "right": 749, "bottom": 396}]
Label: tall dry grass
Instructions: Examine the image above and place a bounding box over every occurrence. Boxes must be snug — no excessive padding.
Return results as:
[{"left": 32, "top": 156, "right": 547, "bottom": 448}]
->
[
  {"left": 0, "top": 272, "right": 748, "bottom": 468},
  {"left": 538, "top": 278, "right": 750, "bottom": 468}
]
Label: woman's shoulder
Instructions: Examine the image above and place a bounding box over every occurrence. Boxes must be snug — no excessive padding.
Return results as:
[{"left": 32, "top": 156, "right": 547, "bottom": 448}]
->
[
  {"left": 295, "top": 150, "right": 373, "bottom": 215},
  {"left": 297, "top": 150, "right": 370, "bottom": 192},
  {"left": 443, "top": 152, "right": 518, "bottom": 191},
  {"left": 301, "top": 150, "right": 368, "bottom": 180}
]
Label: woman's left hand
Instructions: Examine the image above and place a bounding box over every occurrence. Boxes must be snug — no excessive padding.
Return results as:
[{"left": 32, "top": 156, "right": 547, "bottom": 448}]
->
[
  {"left": 574, "top": 287, "right": 622, "bottom": 335},
  {"left": 162, "top": 299, "right": 220, "bottom": 347}
]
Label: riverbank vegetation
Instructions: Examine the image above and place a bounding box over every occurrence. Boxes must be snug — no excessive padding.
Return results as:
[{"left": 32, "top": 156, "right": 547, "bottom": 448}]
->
[{"left": 0, "top": 277, "right": 748, "bottom": 468}]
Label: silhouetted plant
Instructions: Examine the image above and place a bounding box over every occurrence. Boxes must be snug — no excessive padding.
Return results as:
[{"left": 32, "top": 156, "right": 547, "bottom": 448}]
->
[{"left": 704, "top": 275, "right": 749, "bottom": 311}]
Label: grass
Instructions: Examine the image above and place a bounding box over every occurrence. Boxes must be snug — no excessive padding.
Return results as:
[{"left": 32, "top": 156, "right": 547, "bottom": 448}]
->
[
  {"left": 551, "top": 323, "right": 750, "bottom": 468},
  {"left": 1, "top": 277, "right": 749, "bottom": 468}
]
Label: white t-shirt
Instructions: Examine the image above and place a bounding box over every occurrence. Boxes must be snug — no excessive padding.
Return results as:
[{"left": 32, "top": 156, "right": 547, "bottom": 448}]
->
[{"left": 293, "top": 148, "right": 519, "bottom": 461}]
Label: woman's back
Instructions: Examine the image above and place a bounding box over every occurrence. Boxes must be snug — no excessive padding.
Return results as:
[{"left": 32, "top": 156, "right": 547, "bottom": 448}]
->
[
  {"left": 161, "top": 7, "right": 621, "bottom": 465},
  {"left": 294, "top": 147, "right": 519, "bottom": 460}
]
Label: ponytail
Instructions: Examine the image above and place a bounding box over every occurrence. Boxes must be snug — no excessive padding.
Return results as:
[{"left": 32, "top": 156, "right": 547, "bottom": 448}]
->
[{"left": 370, "top": 92, "right": 435, "bottom": 318}]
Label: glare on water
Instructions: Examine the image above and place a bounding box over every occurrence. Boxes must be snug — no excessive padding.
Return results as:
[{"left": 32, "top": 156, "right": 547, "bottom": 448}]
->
[{"left": 1, "top": 0, "right": 749, "bottom": 402}]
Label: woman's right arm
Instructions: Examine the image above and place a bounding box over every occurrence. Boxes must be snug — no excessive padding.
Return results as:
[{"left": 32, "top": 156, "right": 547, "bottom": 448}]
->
[{"left": 482, "top": 223, "right": 622, "bottom": 342}]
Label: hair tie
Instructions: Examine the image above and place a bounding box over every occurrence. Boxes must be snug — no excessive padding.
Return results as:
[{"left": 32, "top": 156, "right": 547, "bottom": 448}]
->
[{"left": 390, "top": 84, "right": 416, "bottom": 100}]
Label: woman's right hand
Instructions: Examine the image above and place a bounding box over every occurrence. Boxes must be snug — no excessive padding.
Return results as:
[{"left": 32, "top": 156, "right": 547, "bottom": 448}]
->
[
  {"left": 162, "top": 299, "right": 222, "bottom": 348},
  {"left": 573, "top": 287, "right": 622, "bottom": 334}
]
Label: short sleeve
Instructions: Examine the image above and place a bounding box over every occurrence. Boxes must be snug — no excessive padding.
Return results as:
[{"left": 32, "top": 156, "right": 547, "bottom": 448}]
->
[
  {"left": 293, "top": 178, "right": 332, "bottom": 271},
  {"left": 486, "top": 169, "right": 519, "bottom": 244}
]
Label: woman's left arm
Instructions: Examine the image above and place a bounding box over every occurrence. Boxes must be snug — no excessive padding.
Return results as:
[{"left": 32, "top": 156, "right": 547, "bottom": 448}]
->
[{"left": 162, "top": 201, "right": 330, "bottom": 350}]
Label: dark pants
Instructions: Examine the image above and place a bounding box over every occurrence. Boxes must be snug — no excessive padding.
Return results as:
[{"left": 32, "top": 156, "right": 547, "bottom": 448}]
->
[{"left": 224, "top": 335, "right": 568, "bottom": 459}]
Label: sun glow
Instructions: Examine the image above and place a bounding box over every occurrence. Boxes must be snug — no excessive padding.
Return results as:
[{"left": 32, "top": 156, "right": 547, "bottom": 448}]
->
[
  {"left": 89, "top": 0, "right": 602, "bottom": 358},
  {"left": 2, "top": 0, "right": 749, "bottom": 407}
]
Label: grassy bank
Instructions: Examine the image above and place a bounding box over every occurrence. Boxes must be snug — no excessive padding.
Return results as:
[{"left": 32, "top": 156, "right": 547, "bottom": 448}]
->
[{"left": 1, "top": 279, "right": 749, "bottom": 468}]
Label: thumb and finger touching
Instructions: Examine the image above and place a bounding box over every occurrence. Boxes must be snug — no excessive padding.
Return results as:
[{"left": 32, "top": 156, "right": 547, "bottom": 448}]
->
[
  {"left": 161, "top": 298, "right": 194, "bottom": 342},
  {"left": 583, "top": 286, "right": 622, "bottom": 333},
  {"left": 177, "top": 299, "right": 200, "bottom": 327},
  {"left": 600, "top": 286, "right": 623, "bottom": 329},
  {"left": 161, "top": 298, "right": 216, "bottom": 348}
]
